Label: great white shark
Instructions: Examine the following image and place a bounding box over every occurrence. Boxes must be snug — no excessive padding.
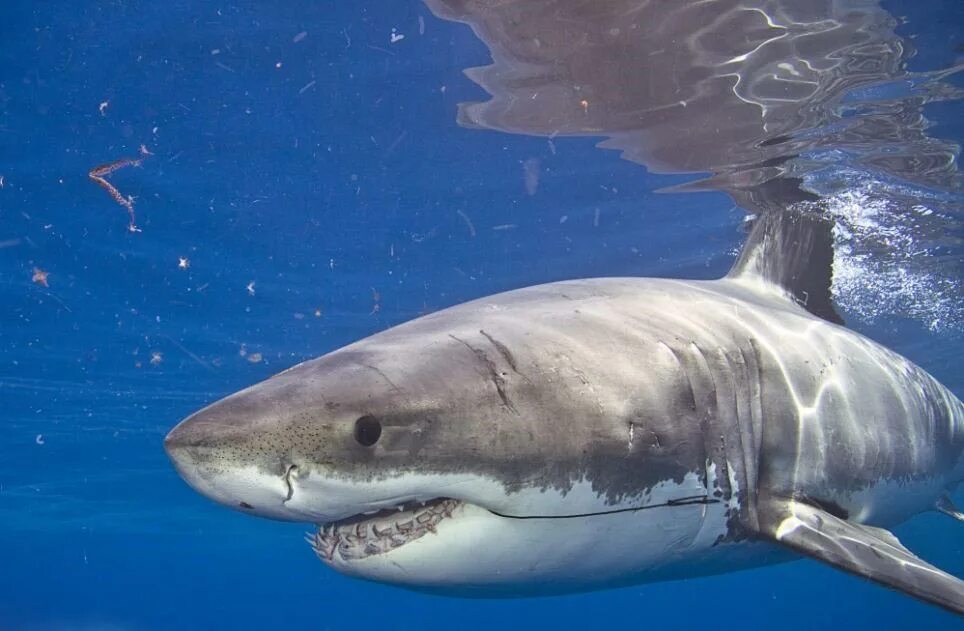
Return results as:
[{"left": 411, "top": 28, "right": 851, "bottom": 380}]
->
[{"left": 165, "top": 211, "right": 964, "bottom": 613}]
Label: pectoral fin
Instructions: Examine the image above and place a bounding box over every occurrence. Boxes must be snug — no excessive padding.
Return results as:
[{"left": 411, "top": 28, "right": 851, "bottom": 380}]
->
[{"left": 759, "top": 498, "right": 964, "bottom": 615}]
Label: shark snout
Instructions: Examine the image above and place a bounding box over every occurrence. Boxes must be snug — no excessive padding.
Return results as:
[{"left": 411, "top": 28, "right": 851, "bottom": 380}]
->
[{"left": 164, "top": 403, "right": 305, "bottom": 522}]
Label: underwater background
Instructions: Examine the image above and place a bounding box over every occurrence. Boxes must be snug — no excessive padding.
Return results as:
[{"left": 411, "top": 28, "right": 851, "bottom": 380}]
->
[{"left": 1, "top": 1, "right": 962, "bottom": 629}]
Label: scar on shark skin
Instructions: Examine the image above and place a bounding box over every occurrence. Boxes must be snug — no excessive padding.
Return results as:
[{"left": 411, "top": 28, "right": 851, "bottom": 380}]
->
[
  {"left": 449, "top": 334, "right": 517, "bottom": 413},
  {"left": 88, "top": 145, "right": 151, "bottom": 232}
]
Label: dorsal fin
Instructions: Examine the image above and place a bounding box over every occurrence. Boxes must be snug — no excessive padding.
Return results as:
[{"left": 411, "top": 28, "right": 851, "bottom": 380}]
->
[{"left": 727, "top": 209, "right": 844, "bottom": 325}]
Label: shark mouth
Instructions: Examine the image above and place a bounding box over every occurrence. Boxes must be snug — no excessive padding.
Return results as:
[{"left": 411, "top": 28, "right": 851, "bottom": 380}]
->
[{"left": 307, "top": 498, "right": 462, "bottom": 561}]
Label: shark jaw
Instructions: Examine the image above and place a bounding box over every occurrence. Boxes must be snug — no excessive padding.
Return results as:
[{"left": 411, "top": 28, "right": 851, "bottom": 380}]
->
[
  {"left": 165, "top": 425, "right": 745, "bottom": 595},
  {"left": 280, "top": 469, "right": 748, "bottom": 596},
  {"left": 307, "top": 497, "right": 462, "bottom": 561}
]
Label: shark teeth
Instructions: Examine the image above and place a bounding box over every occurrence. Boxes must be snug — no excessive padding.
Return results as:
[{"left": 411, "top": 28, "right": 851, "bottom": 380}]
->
[{"left": 307, "top": 498, "right": 460, "bottom": 562}]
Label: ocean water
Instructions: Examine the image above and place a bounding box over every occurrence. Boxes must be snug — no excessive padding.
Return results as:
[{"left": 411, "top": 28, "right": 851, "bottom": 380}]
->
[{"left": 1, "top": 1, "right": 962, "bottom": 629}]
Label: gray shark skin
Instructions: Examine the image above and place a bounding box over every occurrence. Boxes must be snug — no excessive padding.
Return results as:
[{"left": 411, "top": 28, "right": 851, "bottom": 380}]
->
[{"left": 166, "top": 212, "right": 964, "bottom": 613}]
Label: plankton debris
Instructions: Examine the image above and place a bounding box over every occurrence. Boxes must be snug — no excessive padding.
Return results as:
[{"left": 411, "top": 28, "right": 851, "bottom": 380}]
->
[
  {"left": 31, "top": 267, "right": 49, "bottom": 287},
  {"left": 523, "top": 158, "right": 540, "bottom": 196},
  {"left": 293, "top": 31, "right": 308, "bottom": 43},
  {"left": 99, "top": 101, "right": 109, "bottom": 116},
  {"left": 246, "top": 281, "right": 256, "bottom": 296},
  {"left": 390, "top": 28, "right": 405, "bottom": 43},
  {"left": 177, "top": 256, "right": 190, "bottom": 270},
  {"left": 35, "top": 434, "right": 45, "bottom": 445},
  {"left": 89, "top": 145, "right": 151, "bottom": 232},
  {"left": 150, "top": 351, "right": 163, "bottom": 366},
  {"left": 456, "top": 209, "right": 476, "bottom": 237}
]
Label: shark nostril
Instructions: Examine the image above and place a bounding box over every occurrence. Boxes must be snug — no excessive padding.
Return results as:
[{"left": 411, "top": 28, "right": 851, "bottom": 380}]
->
[{"left": 239, "top": 501, "right": 254, "bottom": 510}]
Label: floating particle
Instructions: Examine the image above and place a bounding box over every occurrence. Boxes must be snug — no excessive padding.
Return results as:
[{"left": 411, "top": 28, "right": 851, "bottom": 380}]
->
[
  {"left": 293, "top": 31, "right": 307, "bottom": 43},
  {"left": 593, "top": 207, "right": 601, "bottom": 227},
  {"left": 418, "top": 16, "right": 425, "bottom": 35},
  {"left": 491, "top": 224, "right": 517, "bottom": 231},
  {"left": 246, "top": 281, "right": 256, "bottom": 296},
  {"left": 456, "top": 209, "right": 476, "bottom": 237},
  {"left": 89, "top": 151, "right": 149, "bottom": 232},
  {"left": 31, "top": 267, "right": 49, "bottom": 287},
  {"left": 559, "top": 215, "right": 568, "bottom": 224},
  {"left": 293, "top": 312, "right": 305, "bottom": 320},
  {"left": 150, "top": 351, "right": 163, "bottom": 366},
  {"left": 35, "top": 434, "right": 44, "bottom": 445},
  {"left": 275, "top": 61, "right": 282, "bottom": 69},
  {"left": 178, "top": 256, "right": 190, "bottom": 270},
  {"left": 523, "top": 158, "right": 540, "bottom": 196},
  {"left": 247, "top": 352, "right": 263, "bottom": 364},
  {"left": 0, "top": 175, "right": 4, "bottom": 188},
  {"left": 139, "top": 144, "right": 153, "bottom": 155},
  {"left": 99, "top": 101, "right": 109, "bottom": 116},
  {"left": 390, "top": 28, "right": 405, "bottom": 43},
  {"left": 580, "top": 99, "right": 589, "bottom": 113},
  {"left": 370, "top": 287, "right": 381, "bottom": 315},
  {"left": 314, "top": 308, "right": 322, "bottom": 317}
]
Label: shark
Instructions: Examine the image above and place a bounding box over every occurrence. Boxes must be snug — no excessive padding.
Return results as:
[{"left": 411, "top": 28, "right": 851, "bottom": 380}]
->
[{"left": 165, "top": 210, "right": 964, "bottom": 613}]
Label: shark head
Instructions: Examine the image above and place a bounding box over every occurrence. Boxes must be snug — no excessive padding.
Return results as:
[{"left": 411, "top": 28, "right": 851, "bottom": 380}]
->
[{"left": 165, "top": 283, "right": 735, "bottom": 595}]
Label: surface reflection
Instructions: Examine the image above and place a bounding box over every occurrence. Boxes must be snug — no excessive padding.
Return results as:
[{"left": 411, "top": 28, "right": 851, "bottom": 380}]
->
[
  {"left": 426, "top": 0, "right": 960, "bottom": 203},
  {"left": 426, "top": 0, "right": 963, "bottom": 328}
]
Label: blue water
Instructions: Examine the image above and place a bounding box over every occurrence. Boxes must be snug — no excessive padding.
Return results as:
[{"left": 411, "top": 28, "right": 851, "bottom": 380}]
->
[{"left": 1, "top": 1, "right": 962, "bottom": 629}]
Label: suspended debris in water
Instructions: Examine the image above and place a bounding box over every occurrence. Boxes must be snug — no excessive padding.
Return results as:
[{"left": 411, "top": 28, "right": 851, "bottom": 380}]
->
[
  {"left": 523, "top": 158, "right": 540, "bottom": 196},
  {"left": 31, "top": 267, "right": 49, "bottom": 287},
  {"left": 456, "top": 209, "right": 476, "bottom": 237},
  {"left": 89, "top": 146, "right": 151, "bottom": 232}
]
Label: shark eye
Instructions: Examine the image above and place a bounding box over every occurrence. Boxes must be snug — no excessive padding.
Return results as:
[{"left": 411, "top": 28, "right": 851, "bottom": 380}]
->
[{"left": 354, "top": 415, "right": 382, "bottom": 447}]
